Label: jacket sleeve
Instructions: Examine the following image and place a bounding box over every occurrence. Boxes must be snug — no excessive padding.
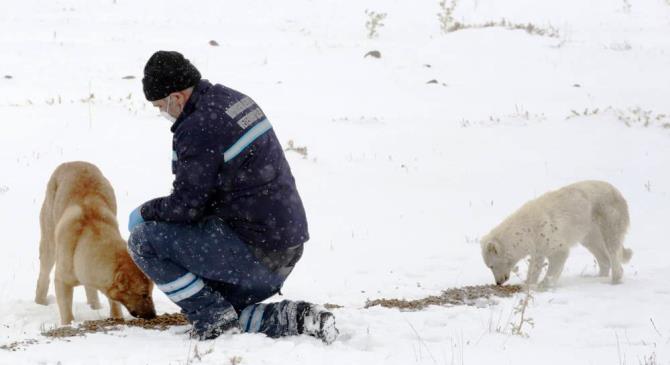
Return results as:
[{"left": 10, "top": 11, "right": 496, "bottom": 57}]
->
[{"left": 140, "top": 122, "right": 221, "bottom": 223}]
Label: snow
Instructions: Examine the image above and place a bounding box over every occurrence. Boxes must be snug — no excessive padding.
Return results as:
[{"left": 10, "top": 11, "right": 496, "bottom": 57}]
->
[{"left": 1, "top": 0, "right": 669, "bottom": 363}]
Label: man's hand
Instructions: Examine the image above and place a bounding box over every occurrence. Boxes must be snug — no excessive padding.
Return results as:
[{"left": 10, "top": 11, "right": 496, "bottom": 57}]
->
[{"left": 128, "top": 206, "right": 145, "bottom": 232}]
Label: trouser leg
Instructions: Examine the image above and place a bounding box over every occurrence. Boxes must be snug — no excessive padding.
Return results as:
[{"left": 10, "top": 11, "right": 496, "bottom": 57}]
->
[{"left": 128, "top": 219, "right": 240, "bottom": 338}]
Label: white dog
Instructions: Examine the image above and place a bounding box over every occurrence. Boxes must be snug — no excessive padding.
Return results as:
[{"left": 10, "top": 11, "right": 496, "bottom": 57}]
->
[{"left": 480, "top": 180, "right": 632, "bottom": 286}]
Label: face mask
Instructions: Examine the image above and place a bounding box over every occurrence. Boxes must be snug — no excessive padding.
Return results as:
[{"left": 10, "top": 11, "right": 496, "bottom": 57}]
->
[{"left": 160, "top": 95, "right": 177, "bottom": 123}]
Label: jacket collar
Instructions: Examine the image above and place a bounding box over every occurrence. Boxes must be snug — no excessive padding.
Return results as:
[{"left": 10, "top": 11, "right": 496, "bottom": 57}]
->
[{"left": 170, "top": 79, "right": 212, "bottom": 132}]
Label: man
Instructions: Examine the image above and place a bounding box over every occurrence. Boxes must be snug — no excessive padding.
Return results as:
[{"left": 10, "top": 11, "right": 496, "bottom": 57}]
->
[{"left": 127, "top": 50, "right": 338, "bottom": 343}]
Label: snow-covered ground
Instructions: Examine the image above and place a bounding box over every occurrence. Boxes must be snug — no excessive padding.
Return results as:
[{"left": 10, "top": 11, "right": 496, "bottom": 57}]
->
[{"left": 1, "top": 0, "right": 669, "bottom": 363}]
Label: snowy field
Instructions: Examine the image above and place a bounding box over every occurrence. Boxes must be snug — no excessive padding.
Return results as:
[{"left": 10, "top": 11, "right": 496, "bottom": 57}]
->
[{"left": 1, "top": 0, "right": 669, "bottom": 364}]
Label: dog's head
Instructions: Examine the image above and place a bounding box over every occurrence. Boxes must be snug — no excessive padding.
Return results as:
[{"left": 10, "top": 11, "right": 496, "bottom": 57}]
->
[
  {"left": 108, "top": 255, "right": 156, "bottom": 319},
  {"left": 480, "top": 235, "right": 517, "bottom": 285}
]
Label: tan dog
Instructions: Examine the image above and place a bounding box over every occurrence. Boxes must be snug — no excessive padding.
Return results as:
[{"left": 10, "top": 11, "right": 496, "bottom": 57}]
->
[
  {"left": 35, "top": 161, "right": 156, "bottom": 325},
  {"left": 481, "top": 180, "right": 632, "bottom": 286}
]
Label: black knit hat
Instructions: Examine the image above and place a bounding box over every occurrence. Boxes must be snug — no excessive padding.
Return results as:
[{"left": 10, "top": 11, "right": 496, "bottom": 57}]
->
[{"left": 142, "top": 51, "right": 201, "bottom": 101}]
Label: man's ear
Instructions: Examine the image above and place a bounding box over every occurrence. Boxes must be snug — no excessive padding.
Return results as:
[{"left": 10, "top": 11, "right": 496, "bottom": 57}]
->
[
  {"left": 487, "top": 240, "right": 499, "bottom": 255},
  {"left": 175, "top": 91, "right": 189, "bottom": 109}
]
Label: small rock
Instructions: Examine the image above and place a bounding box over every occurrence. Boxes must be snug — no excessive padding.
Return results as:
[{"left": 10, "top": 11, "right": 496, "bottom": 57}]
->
[
  {"left": 121, "top": 75, "right": 135, "bottom": 80},
  {"left": 209, "top": 40, "right": 220, "bottom": 47},
  {"left": 573, "top": 83, "right": 581, "bottom": 88},
  {"left": 364, "top": 50, "right": 381, "bottom": 59},
  {"left": 423, "top": 64, "right": 432, "bottom": 68},
  {"left": 3, "top": 75, "right": 12, "bottom": 79},
  {"left": 426, "top": 79, "right": 438, "bottom": 84}
]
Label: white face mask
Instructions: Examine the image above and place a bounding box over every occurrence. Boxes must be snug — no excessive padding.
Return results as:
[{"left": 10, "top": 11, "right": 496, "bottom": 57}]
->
[{"left": 160, "top": 95, "right": 177, "bottom": 123}]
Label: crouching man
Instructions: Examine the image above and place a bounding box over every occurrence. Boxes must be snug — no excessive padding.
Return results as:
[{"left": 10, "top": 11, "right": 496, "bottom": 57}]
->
[{"left": 127, "top": 50, "right": 337, "bottom": 343}]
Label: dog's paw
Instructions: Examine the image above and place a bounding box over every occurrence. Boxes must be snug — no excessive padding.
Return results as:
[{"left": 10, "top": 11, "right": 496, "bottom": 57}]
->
[
  {"left": 611, "top": 268, "right": 624, "bottom": 284},
  {"left": 538, "top": 278, "right": 558, "bottom": 290},
  {"left": 35, "top": 295, "right": 55, "bottom": 306}
]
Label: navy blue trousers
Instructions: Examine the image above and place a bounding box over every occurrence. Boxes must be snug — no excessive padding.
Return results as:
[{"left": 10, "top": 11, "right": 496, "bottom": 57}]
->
[{"left": 128, "top": 216, "right": 295, "bottom": 335}]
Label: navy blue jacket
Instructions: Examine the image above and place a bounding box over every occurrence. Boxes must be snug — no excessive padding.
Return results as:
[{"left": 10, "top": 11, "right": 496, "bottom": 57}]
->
[{"left": 140, "top": 80, "right": 309, "bottom": 250}]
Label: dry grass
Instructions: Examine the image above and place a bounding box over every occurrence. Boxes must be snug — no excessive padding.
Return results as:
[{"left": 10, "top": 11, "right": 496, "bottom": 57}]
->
[
  {"left": 365, "top": 10, "right": 387, "bottom": 39},
  {"left": 565, "top": 106, "right": 670, "bottom": 129},
  {"left": 285, "top": 140, "right": 308, "bottom": 158},
  {"left": 447, "top": 18, "right": 560, "bottom": 38},
  {"left": 437, "top": 0, "right": 558, "bottom": 38},
  {"left": 324, "top": 303, "right": 345, "bottom": 310},
  {"left": 437, "top": 0, "right": 459, "bottom": 33},
  {"left": 640, "top": 352, "right": 657, "bottom": 365}
]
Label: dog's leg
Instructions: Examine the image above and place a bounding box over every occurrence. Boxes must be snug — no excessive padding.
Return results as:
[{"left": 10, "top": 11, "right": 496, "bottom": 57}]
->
[
  {"left": 582, "top": 229, "right": 610, "bottom": 277},
  {"left": 526, "top": 255, "right": 545, "bottom": 285},
  {"left": 541, "top": 249, "right": 569, "bottom": 287},
  {"left": 35, "top": 237, "right": 55, "bottom": 306},
  {"left": 600, "top": 227, "right": 625, "bottom": 284},
  {"left": 54, "top": 278, "right": 74, "bottom": 325},
  {"left": 85, "top": 286, "right": 102, "bottom": 310},
  {"left": 598, "top": 202, "right": 630, "bottom": 284},
  {"left": 608, "top": 249, "right": 624, "bottom": 284},
  {"left": 109, "top": 299, "right": 123, "bottom": 319}
]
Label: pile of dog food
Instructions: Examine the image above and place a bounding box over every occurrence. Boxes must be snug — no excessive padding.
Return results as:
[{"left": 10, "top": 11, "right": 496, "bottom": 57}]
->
[
  {"left": 42, "top": 313, "right": 189, "bottom": 338},
  {"left": 365, "top": 284, "right": 523, "bottom": 310}
]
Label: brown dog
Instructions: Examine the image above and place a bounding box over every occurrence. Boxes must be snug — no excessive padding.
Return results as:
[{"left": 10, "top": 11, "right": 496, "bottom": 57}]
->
[{"left": 35, "top": 161, "right": 156, "bottom": 325}]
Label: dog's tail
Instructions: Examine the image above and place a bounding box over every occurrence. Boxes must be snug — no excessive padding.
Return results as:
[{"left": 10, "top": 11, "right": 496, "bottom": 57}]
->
[
  {"left": 622, "top": 247, "right": 633, "bottom": 264},
  {"left": 54, "top": 205, "right": 83, "bottom": 252},
  {"left": 45, "top": 173, "right": 58, "bottom": 204}
]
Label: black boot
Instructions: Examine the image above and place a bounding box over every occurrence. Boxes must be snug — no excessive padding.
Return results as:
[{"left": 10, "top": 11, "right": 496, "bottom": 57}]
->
[
  {"left": 181, "top": 285, "right": 240, "bottom": 340},
  {"left": 298, "top": 302, "right": 339, "bottom": 345},
  {"left": 240, "top": 300, "right": 339, "bottom": 344}
]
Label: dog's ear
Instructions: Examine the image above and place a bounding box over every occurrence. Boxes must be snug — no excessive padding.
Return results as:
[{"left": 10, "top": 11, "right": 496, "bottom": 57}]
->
[
  {"left": 113, "top": 270, "right": 128, "bottom": 292},
  {"left": 486, "top": 240, "right": 499, "bottom": 255}
]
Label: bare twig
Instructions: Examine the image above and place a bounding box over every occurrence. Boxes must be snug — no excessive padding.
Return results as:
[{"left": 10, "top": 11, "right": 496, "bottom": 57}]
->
[
  {"left": 650, "top": 318, "right": 662, "bottom": 337},
  {"left": 404, "top": 318, "right": 437, "bottom": 364},
  {"left": 510, "top": 285, "right": 534, "bottom": 337},
  {"left": 615, "top": 331, "right": 625, "bottom": 365}
]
